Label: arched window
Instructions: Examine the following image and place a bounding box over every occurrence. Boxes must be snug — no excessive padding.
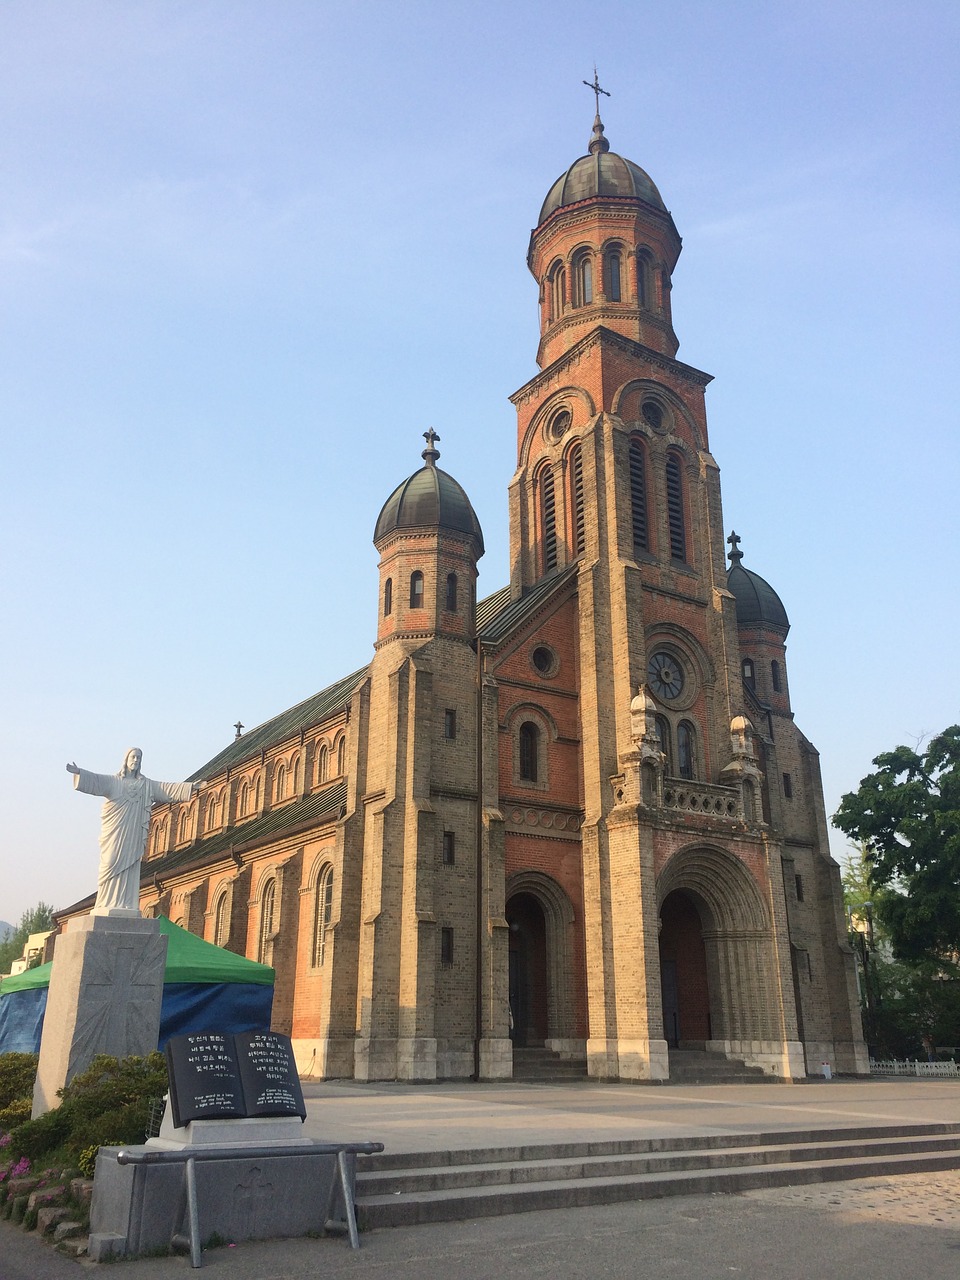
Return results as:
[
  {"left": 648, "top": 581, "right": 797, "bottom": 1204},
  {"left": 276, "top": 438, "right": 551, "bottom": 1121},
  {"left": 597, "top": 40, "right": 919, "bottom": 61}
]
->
[
  {"left": 317, "top": 744, "right": 329, "bottom": 784},
  {"left": 636, "top": 250, "right": 651, "bottom": 307},
  {"left": 177, "top": 808, "right": 191, "bottom": 844},
  {"left": 336, "top": 736, "right": 346, "bottom": 776},
  {"left": 771, "top": 659, "right": 782, "bottom": 692},
  {"left": 665, "top": 454, "right": 687, "bottom": 562},
  {"left": 629, "top": 438, "right": 649, "bottom": 553},
  {"left": 274, "top": 763, "right": 286, "bottom": 802},
  {"left": 254, "top": 771, "right": 263, "bottom": 811},
  {"left": 153, "top": 819, "right": 167, "bottom": 856},
  {"left": 213, "top": 891, "right": 229, "bottom": 947},
  {"left": 206, "top": 794, "right": 221, "bottom": 829},
  {"left": 677, "top": 721, "right": 696, "bottom": 780},
  {"left": 539, "top": 466, "right": 558, "bottom": 574},
  {"left": 313, "top": 865, "right": 334, "bottom": 967},
  {"left": 569, "top": 444, "right": 586, "bottom": 556},
  {"left": 573, "top": 251, "right": 593, "bottom": 307},
  {"left": 237, "top": 780, "right": 250, "bottom": 818},
  {"left": 655, "top": 715, "right": 672, "bottom": 773},
  {"left": 548, "top": 260, "right": 566, "bottom": 320},
  {"left": 445, "top": 572, "right": 458, "bottom": 612},
  {"left": 742, "top": 658, "right": 755, "bottom": 688},
  {"left": 410, "top": 570, "right": 424, "bottom": 609},
  {"left": 293, "top": 755, "right": 301, "bottom": 795},
  {"left": 258, "top": 878, "right": 276, "bottom": 964},
  {"left": 383, "top": 577, "right": 393, "bottom": 617},
  {"left": 519, "top": 721, "right": 540, "bottom": 782},
  {"left": 605, "top": 249, "right": 622, "bottom": 301}
]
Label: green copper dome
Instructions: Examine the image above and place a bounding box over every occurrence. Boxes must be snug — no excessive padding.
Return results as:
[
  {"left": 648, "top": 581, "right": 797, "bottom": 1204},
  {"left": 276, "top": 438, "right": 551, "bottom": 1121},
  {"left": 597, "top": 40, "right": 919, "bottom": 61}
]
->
[
  {"left": 727, "top": 561, "right": 789, "bottom": 632},
  {"left": 538, "top": 117, "right": 666, "bottom": 226},
  {"left": 374, "top": 434, "right": 484, "bottom": 554}
]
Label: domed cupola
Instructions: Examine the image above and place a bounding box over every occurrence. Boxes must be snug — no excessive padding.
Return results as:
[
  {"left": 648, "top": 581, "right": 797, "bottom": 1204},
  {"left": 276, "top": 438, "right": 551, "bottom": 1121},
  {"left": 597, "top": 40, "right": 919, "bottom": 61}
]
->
[
  {"left": 527, "top": 112, "right": 683, "bottom": 368},
  {"left": 374, "top": 430, "right": 484, "bottom": 555},
  {"left": 538, "top": 115, "right": 667, "bottom": 226},
  {"left": 726, "top": 533, "right": 789, "bottom": 634},
  {"left": 373, "top": 432, "right": 483, "bottom": 650}
]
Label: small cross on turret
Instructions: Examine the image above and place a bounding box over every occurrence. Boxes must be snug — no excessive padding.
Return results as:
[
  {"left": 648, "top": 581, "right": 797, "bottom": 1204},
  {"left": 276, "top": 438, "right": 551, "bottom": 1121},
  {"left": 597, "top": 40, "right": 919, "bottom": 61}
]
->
[
  {"left": 727, "top": 530, "right": 743, "bottom": 565},
  {"left": 422, "top": 428, "right": 441, "bottom": 466}
]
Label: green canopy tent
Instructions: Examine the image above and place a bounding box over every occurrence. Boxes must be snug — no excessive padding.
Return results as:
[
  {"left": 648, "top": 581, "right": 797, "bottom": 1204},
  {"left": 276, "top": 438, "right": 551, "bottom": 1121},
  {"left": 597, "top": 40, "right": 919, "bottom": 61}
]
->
[{"left": 0, "top": 917, "right": 275, "bottom": 1054}]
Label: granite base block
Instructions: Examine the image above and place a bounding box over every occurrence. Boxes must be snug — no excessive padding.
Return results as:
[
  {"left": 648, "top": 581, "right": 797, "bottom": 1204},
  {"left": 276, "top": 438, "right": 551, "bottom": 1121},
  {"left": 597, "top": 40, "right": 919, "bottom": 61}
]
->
[{"left": 89, "top": 1143, "right": 353, "bottom": 1259}]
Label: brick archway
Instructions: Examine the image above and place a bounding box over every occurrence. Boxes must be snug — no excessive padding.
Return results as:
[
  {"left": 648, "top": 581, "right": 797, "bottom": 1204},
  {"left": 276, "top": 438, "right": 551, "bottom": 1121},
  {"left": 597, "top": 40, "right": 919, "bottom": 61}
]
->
[
  {"left": 657, "top": 845, "right": 781, "bottom": 1043},
  {"left": 505, "top": 871, "right": 576, "bottom": 1046}
]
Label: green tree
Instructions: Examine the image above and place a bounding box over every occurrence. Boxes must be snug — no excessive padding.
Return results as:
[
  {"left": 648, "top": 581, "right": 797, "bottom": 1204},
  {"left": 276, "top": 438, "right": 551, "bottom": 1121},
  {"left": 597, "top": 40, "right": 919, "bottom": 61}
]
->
[
  {"left": 833, "top": 725, "right": 960, "bottom": 964},
  {"left": 0, "top": 902, "right": 55, "bottom": 975}
]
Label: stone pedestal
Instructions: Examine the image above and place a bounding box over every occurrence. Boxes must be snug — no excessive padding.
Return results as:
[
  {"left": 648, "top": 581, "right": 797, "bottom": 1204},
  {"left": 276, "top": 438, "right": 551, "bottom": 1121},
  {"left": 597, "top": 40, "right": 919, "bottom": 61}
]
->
[{"left": 32, "top": 914, "right": 167, "bottom": 1117}]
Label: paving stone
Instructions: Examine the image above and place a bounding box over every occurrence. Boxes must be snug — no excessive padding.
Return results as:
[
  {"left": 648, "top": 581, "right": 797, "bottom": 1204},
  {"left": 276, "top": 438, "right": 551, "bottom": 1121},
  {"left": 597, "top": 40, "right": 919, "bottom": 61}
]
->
[{"left": 745, "top": 1168, "right": 960, "bottom": 1229}]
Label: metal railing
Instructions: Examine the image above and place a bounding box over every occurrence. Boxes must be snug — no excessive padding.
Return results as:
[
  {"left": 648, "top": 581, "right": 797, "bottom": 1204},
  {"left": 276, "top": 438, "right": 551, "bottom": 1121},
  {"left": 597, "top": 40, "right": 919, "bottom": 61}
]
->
[
  {"left": 869, "top": 1059, "right": 959, "bottom": 1077},
  {"left": 116, "top": 1139, "right": 384, "bottom": 1266}
]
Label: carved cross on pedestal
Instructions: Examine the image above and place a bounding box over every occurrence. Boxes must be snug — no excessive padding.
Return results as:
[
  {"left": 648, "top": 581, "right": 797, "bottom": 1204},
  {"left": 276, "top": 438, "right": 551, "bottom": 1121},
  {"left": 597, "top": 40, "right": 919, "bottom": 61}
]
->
[{"left": 727, "top": 530, "right": 743, "bottom": 564}]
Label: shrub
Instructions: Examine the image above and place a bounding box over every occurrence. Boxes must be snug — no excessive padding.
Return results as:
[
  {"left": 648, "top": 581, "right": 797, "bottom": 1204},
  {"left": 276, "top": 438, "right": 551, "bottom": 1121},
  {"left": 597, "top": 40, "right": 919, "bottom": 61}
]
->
[
  {"left": 0, "top": 1099, "right": 32, "bottom": 1131},
  {"left": 0, "top": 1054, "right": 38, "bottom": 1109},
  {"left": 5, "top": 1052, "right": 168, "bottom": 1164},
  {"left": 6, "top": 1108, "right": 69, "bottom": 1162}
]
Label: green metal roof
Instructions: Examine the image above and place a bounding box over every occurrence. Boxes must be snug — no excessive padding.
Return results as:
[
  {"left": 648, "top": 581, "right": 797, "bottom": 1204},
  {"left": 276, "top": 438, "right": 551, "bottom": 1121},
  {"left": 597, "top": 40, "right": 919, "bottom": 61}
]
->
[
  {"left": 148, "top": 780, "right": 349, "bottom": 880},
  {"left": 477, "top": 567, "right": 578, "bottom": 645},
  {"left": 189, "top": 668, "right": 368, "bottom": 782}
]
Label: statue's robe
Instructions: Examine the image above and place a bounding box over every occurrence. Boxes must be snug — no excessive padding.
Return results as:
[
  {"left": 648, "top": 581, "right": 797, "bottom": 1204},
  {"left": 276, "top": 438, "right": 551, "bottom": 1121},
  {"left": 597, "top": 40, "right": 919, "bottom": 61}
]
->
[{"left": 73, "top": 769, "right": 194, "bottom": 912}]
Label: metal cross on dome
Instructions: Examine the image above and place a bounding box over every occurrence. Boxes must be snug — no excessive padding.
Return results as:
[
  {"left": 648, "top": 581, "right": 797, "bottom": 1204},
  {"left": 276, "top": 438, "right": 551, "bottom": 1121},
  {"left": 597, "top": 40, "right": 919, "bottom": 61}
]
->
[
  {"left": 583, "top": 67, "right": 610, "bottom": 115},
  {"left": 727, "top": 530, "right": 744, "bottom": 564}
]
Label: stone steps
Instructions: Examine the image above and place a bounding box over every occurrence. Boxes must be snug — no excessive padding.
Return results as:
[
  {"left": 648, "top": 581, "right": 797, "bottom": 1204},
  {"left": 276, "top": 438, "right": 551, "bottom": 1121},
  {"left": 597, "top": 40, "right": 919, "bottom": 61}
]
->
[
  {"left": 512, "top": 1047, "right": 588, "bottom": 1082},
  {"left": 355, "top": 1122, "right": 960, "bottom": 1230},
  {"left": 667, "top": 1048, "right": 771, "bottom": 1085}
]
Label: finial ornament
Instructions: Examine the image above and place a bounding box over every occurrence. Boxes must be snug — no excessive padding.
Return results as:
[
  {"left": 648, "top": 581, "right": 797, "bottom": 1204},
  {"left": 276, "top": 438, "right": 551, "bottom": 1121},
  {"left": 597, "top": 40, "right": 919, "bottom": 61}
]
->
[
  {"left": 727, "top": 530, "right": 743, "bottom": 564},
  {"left": 583, "top": 67, "right": 611, "bottom": 155},
  {"left": 234, "top": 721, "right": 244, "bottom": 740},
  {"left": 422, "top": 427, "right": 441, "bottom": 467}
]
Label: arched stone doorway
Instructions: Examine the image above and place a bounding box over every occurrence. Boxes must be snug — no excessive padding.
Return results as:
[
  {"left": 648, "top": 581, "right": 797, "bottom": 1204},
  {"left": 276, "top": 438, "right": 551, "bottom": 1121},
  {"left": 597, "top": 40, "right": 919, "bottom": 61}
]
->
[
  {"left": 656, "top": 845, "right": 787, "bottom": 1056},
  {"left": 659, "top": 890, "right": 711, "bottom": 1048},
  {"left": 505, "top": 871, "right": 577, "bottom": 1051}
]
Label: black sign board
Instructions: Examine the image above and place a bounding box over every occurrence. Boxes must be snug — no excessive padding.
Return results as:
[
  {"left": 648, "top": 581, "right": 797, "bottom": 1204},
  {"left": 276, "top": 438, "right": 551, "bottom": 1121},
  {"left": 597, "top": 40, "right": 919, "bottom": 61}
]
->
[
  {"left": 235, "top": 1032, "right": 307, "bottom": 1119},
  {"left": 165, "top": 1031, "right": 306, "bottom": 1128}
]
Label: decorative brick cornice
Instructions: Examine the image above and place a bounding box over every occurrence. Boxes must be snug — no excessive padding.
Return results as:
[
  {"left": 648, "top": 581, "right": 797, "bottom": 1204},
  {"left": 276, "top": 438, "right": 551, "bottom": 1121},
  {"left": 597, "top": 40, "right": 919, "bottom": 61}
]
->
[{"left": 511, "top": 326, "right": 712, "bottom": 409}]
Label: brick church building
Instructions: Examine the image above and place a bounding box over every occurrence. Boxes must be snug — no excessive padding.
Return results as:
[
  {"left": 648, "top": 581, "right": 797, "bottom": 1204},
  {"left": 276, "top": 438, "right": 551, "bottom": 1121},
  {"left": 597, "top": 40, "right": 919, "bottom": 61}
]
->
[{"left": 63, "top": 113, "right": 867, "bottom": 1082}]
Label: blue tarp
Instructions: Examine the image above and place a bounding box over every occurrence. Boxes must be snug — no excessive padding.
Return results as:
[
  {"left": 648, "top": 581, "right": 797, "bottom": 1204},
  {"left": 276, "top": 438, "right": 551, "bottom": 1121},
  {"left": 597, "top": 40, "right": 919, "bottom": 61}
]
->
[
  {"left": 0, "top": 918, "right": 275, "bottom": 1054},
  {"left": 0, "top": 981, "right": 275, "bottom": 1055},
  {"left": 0, "top": 985, "right": 46, "bottom": 1054}
]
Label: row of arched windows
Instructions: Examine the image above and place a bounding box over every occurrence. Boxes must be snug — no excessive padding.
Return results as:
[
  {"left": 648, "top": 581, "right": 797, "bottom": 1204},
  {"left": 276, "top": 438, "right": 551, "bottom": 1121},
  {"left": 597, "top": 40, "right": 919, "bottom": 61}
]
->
[
  {"left": 742, "top": 657, "right": 783, "bottom": 695},
  {"left": 535, "top": 437, "right": 688, "bottom": 575},
  {"left": 544, "top": 244, "right": 661, "bottom": 323},
  {"left": 384, "top": 571, "right": 460, "bottom": 617},
  {"left": 152, "top": 739, "right": 347, "bottom": 854},
  {"left": 655, "top": 715, "right": 698, "bottom": 781},
  {"left": 209, "top": 862, "right": 335, "bottom": 969},
  {"left": 630, "top": 438, "right": 687, "bottom": 563}
]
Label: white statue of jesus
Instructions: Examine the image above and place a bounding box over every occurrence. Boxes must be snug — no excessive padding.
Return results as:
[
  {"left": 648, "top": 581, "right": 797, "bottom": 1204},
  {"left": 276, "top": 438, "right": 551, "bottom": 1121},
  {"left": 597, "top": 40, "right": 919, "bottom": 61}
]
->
[{"left": 66, "top": 748, "right": 199, "bottom": 916}]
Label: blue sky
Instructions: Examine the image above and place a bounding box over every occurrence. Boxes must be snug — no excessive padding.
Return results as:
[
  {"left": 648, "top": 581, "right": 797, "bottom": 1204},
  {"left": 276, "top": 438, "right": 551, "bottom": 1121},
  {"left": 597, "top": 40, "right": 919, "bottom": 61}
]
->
[{"left": 1, "top": 1, "right": 957, "bottom": 925}]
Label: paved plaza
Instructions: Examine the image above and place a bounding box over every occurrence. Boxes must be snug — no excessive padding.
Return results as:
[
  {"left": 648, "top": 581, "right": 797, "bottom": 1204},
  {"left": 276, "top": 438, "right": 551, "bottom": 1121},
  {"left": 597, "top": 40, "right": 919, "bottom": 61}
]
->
[{"left": 2, "top": 1077, "right": 959, "bottom": 1278}]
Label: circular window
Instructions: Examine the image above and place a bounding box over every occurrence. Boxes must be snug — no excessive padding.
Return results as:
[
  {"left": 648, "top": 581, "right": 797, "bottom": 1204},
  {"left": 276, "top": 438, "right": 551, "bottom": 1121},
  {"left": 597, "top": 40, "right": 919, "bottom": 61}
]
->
[
  {"left": 531, "top": 645, "right": 557, "bottom": 677},
  {"left": 546, "top": 408, "right": 572, "bottom": 441},
  {"left": 641, "top": 400, "right": 664, "bottom": 430},
  {"left": 647, "top": 651, "right": 684, "bottom": 700}
]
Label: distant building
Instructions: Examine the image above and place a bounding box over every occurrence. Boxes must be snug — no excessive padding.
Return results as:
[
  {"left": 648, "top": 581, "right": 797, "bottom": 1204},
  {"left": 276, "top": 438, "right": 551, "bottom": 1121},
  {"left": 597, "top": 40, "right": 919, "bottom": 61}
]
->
[
  {"left": 8, "top": 930, "right": 53, "bottom": 976},
  {"left": 57, "top": 115, "right": 867, "bottom": 1081}
]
